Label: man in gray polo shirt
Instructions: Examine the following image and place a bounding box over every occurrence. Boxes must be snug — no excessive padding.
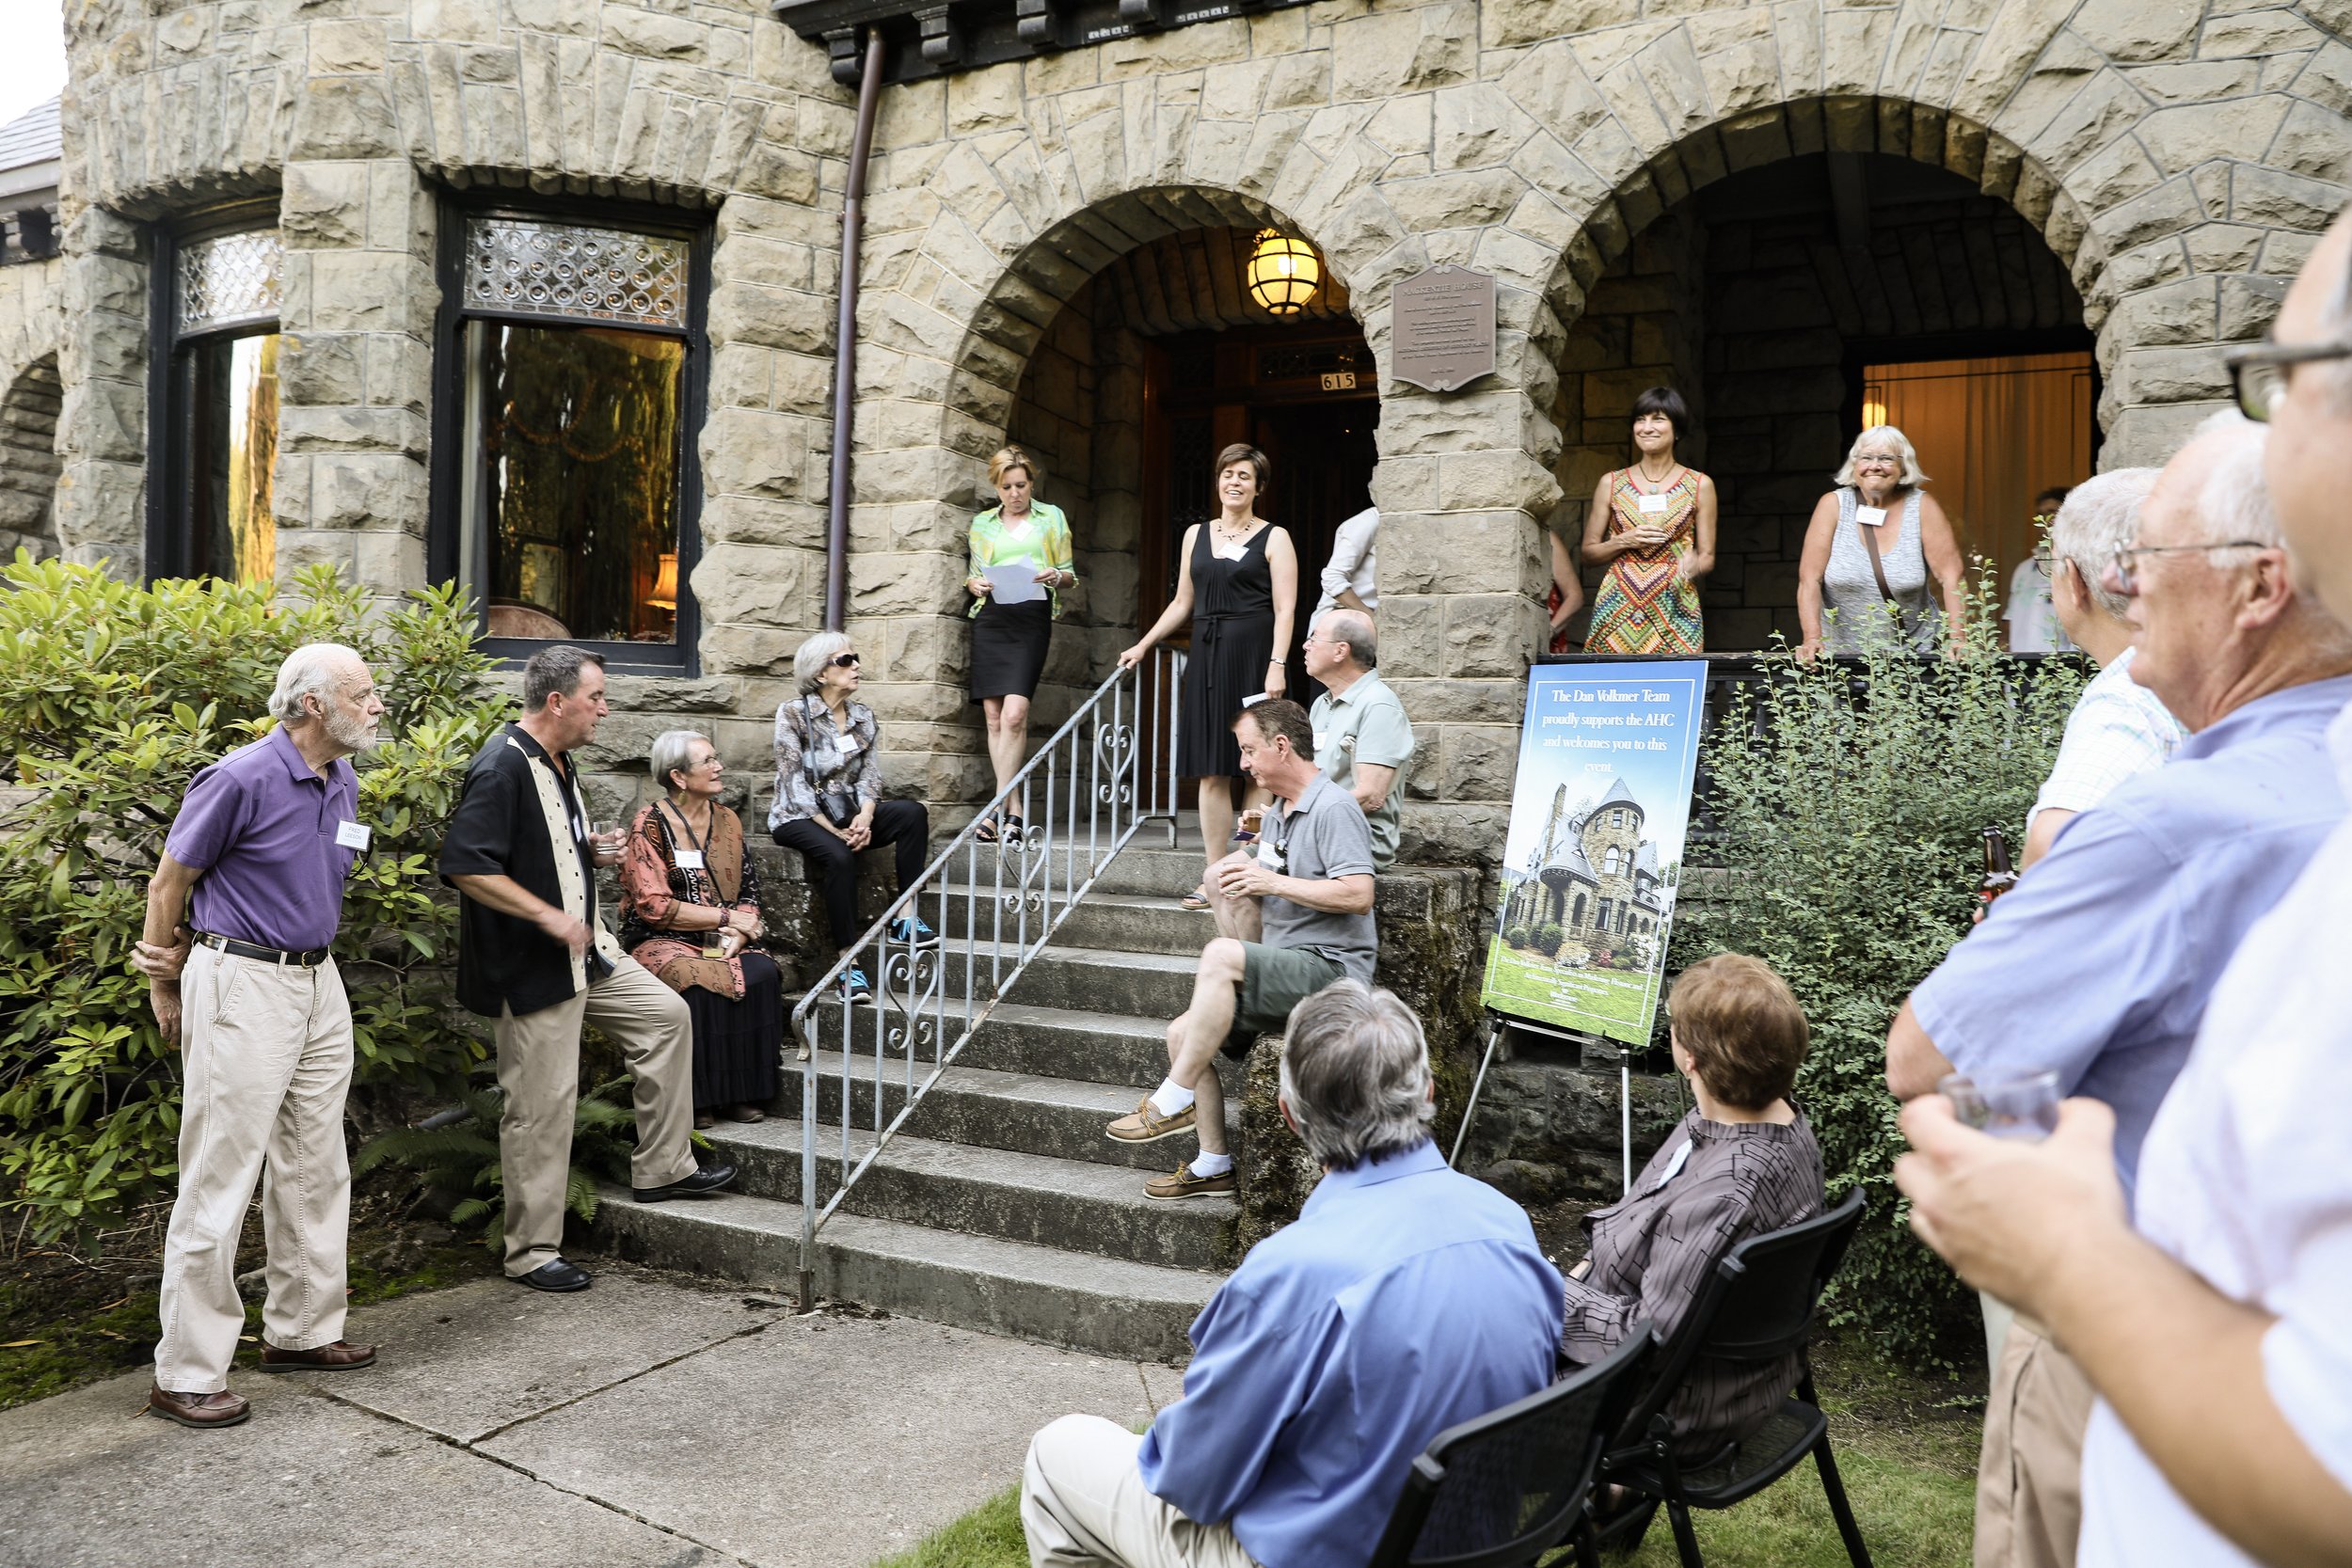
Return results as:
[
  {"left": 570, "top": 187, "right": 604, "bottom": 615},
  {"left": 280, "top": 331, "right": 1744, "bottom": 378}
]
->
[
  {"left": 1305, "top": 608, "right": 1414, "bottom": 870},
  {"left": 1105, "top": 700, "right": 1376, "bottom": 1199}
]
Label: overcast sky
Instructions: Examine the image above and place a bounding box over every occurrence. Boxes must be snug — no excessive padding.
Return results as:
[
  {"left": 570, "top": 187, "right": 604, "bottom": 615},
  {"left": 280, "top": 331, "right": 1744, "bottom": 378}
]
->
[{"left": 0, "top": 5, "right": 66, "bottom": 129}]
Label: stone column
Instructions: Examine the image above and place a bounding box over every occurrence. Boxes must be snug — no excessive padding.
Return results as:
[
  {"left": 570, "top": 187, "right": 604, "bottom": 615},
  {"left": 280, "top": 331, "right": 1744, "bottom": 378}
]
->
[
  {"left": 1374, "top": 383, "right": 1558, "bottom": 865},
  {"left": 51, "top": 208, "right": 148, "bottom": 572},
  {"left": 275, "top": 41, "right": 437, "bottom": 592}
]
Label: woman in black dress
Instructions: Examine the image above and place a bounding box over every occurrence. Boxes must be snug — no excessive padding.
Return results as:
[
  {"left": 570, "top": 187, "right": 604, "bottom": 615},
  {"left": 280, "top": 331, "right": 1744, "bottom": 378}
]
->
[{"left": 1118, "top": 443, "right": 1298, "bottom": 905}]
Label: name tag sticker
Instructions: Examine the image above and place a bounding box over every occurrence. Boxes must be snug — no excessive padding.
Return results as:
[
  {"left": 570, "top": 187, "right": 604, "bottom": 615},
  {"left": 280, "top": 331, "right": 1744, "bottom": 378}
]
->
[
  {"left": 836, "top": 735, "right": 861, "bottom": 757},
  {"left": 1256, "top": 840, "right": 1286, "bottom": 871},
  {"left": 1651, "top": 1138, "right": 1693, "bottom": 1192},
  {"left": 1854, "top": 505, "right": 1888, "bottom": 529},
  {"left": 1637, "top": 494, "right": 1669, "bottom": 515},
  {"left": 675, "top": 849, "right": 707, "bottom": 871},
  {"left": 334, "top": 820, "right": 372, "bottom": 851},
  {"left": 1313, "top": 731, "right": 1329, "bottom": 752}
]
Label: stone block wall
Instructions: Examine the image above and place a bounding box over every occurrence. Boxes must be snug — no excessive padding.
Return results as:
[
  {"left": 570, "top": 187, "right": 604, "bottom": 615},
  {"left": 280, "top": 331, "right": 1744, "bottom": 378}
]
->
[{"left": 15, "top": 0, "right": 2346, "bottom": 871}]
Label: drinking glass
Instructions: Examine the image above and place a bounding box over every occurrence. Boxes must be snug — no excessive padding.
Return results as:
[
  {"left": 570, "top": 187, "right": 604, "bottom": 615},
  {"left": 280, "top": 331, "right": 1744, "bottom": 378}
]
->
[{"left": 1938, "top": 1069, "right": 2060, "bottom": 1141}]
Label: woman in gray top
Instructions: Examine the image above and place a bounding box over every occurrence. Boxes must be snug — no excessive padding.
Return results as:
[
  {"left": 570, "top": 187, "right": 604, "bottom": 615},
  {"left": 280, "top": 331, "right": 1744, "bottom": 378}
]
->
[{"left": 1796, "top": 425, "right": 1966, "bottom": 657}]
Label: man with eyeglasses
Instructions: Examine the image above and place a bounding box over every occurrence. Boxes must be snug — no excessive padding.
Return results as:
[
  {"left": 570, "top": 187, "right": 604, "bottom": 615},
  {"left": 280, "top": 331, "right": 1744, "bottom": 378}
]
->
[
  {"left": 1898, "top": 214, "right": 2352, "bottom": 1568},
  {"left": 1885, "top": 412, "right": 2352, "bottom": 1568}
]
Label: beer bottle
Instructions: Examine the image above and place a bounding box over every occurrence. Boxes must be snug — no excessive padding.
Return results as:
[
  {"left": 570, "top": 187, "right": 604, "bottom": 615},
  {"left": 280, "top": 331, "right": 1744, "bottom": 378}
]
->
[{"left": 1979, "top": 827, "right": 2017, "bottom": 905}]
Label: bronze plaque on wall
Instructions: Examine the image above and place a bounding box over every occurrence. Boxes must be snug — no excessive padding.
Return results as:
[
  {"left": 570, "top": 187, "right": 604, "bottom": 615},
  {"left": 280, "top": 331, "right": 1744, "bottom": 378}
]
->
[{"left": 1391, "top": 265, "right": 1497, "bottom": 392}]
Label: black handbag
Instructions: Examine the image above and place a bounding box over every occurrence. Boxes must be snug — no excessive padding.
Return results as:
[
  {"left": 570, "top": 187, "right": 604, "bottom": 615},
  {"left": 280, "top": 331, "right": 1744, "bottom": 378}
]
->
[{"left": 798, "top": 697, "right": 862, "bottom": 829}]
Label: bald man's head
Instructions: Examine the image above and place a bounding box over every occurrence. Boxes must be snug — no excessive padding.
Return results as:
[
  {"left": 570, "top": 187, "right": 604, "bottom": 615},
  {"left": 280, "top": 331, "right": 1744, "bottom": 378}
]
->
[{"left": 1322, "top": 610, "right": 1376, "bottom": 671}]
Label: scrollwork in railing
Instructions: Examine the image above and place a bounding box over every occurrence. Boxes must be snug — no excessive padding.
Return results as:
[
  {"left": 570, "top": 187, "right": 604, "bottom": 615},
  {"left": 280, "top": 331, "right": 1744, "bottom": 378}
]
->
[{"left": 880, "top": 946, "right": 942, "bottom": 1057}]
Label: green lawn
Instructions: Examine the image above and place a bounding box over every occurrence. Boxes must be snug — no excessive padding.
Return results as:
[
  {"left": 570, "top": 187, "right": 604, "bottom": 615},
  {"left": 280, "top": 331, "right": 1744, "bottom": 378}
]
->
[
  {"left": 873, "top": 1336, "right": 1979, "bottom": 1568},
  {"left": 1484, "top": 939, "right": 1661, "bottom": 1042}
]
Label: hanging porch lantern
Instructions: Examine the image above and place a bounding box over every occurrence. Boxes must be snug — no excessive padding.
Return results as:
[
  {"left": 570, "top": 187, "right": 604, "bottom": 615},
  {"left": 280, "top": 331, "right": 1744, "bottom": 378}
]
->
[{"left": 1246, "top": 228, "right": 1321, "bottom": 316}]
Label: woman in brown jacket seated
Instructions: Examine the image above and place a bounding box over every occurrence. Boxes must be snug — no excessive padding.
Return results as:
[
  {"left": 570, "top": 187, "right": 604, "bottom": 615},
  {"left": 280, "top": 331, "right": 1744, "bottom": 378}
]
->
[
  {"left": 620, "top": 729, "right": 780, "bottom": 1129},
  {"left": 1558, "top": 953, "right": 1826, "bottom": 1453}
]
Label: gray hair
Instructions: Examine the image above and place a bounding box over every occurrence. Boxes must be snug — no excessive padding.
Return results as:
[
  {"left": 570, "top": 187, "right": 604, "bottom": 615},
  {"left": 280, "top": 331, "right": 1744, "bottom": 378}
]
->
[
  {"left": 2050, "top": 467, "right": 2159, "bottom": 620},
  {"left": 650, "top": 729, "right": 713, "bottom": 794},
  {"left": 522, "top": 644, "right": 605, "bottom": 711},
  {"left": 1276, "top": 981, "right": 1436, "bottom": 1171},
  {"left": 1323, "top": 608, "right": 1376, "bottom": 670},
  {"left": 1833, "top": 424, "right": 1931, "bottom": 489},
  {"left": 267, "top": 642, "right": 362, "bottom": 723},
  {"left": 2188, "top": 411, "right": 2283, "bottom": 550},
  {"left": 794, "top": 631, "right": 854, "bottom": 697}
]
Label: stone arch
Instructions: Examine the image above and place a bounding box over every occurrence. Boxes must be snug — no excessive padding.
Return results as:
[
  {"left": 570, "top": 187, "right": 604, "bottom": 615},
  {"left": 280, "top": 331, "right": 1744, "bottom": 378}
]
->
[{"left": 0, "top": 354, "right": 61, "bottom": 562}]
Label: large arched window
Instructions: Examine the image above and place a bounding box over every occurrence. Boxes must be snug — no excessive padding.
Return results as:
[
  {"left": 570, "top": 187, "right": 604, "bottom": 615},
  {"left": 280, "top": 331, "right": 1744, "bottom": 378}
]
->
[
  {"left": 432, "top": 204, "right": 707, "bottom": 671},
  {"left": 150, "top": 221, "right": 282, "bottom": 583}
]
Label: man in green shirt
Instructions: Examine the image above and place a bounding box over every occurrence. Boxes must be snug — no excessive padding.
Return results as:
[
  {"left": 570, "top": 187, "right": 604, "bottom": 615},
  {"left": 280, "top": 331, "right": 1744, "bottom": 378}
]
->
[{"left": 1304, "top": 609, "right": 1415, "bottom": 871}]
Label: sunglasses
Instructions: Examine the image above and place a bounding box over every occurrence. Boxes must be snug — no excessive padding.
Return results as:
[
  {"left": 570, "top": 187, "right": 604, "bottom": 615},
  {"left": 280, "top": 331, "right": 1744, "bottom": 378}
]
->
[{"left": 830, "top": 652, "right": 861, "bottom": 669}]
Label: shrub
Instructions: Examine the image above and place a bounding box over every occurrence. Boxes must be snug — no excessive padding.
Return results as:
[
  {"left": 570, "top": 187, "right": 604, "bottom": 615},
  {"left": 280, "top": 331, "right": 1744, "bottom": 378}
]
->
[
  {"left": 1533, "top": 921, "right": 1565, "bottom": 958},
  {"left": 1672, "top": 610, "right": 2084, "bottom": 1366},
  {"left": 0, "top": 557, "right": 506, "bottom": 1244},
  {"left": 1503, "top": 923, "right": 1533, "bottom": 949}
]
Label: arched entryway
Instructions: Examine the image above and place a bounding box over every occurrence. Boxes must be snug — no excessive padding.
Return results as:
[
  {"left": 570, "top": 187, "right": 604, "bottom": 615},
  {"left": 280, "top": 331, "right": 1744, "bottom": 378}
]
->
[
  {"left": 0, "top": 353, "right": 61, "bottom": 562},
  {"left": 1549, "top": 150, "right": 2094, "bottom": 650}
]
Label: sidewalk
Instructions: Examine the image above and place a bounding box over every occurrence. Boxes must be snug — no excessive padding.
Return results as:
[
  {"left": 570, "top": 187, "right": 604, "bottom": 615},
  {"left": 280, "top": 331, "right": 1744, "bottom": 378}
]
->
[{"left": 0, "top": 1264, "right": 1183, "bottom": 1568}]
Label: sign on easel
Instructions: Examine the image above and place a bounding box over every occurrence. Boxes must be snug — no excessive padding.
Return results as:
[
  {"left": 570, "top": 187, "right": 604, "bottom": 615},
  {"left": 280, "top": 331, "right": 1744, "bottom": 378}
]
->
[{"left": 1481, "top": 661, "right": 1708, "bottom": 1046}]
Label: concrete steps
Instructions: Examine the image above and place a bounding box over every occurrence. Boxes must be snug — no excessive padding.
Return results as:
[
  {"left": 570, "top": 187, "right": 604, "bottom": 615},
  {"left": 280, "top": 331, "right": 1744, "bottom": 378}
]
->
[{"left": 595, "top": 811, "right": 1240, "bottom": 1361}]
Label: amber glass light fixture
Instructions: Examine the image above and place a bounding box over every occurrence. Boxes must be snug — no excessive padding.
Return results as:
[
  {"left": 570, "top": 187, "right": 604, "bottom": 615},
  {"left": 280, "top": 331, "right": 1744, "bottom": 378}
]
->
[
  {"left": 647, "top": 551, "right": 678, "bottom": 610},
  {"left": 1246, "top": 229, "right": 1321, "bottom": 316}
]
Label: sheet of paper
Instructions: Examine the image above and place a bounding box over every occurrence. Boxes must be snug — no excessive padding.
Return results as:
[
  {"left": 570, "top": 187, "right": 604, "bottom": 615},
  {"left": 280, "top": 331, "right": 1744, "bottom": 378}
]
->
[{"left": 983, "top": 565, "right": 1045, "bottom": 604}]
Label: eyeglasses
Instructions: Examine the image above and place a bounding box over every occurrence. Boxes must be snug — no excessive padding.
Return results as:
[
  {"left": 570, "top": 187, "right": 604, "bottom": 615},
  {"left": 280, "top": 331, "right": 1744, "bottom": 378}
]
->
[
  {"left": 2103, "top": 539, "right": 2272, "bottom": 595},
  {"left": 829, "top": 652, "right": 861, "bottom": 669},
  {"left": 2223, "top": 336, "right": 2352, "bottom": 422}
]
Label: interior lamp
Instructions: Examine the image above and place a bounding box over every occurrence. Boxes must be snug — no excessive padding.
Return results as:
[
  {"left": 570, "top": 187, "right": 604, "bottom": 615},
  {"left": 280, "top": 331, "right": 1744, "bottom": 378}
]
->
[
  {"left": 1246, "top": 229, "right": 1321, "bottom": 316},
  {"left": 647, "top": 551, "right": 678, "bottom": 611}
]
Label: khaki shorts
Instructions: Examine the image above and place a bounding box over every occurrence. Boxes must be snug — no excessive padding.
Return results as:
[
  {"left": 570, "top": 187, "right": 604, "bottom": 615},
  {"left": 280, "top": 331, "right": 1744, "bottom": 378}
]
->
[{"left": 1224, "top": 942, "right": 1347, "bottom": 1056}]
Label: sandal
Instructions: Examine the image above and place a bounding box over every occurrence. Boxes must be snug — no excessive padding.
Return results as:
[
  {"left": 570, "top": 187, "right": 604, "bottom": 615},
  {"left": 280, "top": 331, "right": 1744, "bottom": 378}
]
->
[
  {"left": 974, "top": 814, "right": 1000, "bottom": 844},
  {"left": 1180, "top": 887, "right": 1212, "bottom": 911},
  {"left": 1000, "top": 815, "right": 1025, "bottom": 846}
]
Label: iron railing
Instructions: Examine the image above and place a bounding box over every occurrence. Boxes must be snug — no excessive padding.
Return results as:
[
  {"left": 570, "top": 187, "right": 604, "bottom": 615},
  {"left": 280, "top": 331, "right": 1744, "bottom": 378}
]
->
[{"left": 787, "top": 646, "right": 1184, "bottom": 1306}]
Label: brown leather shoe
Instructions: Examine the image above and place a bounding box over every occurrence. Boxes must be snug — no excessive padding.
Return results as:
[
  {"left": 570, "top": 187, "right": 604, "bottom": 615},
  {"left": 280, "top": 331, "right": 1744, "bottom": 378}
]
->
[
  {"left": 149, "top": 1385, "right": 251, "bottom": 1429},
  {"left": 257, "top": 1339, "right": 377, "bottom": 1373},
  {"left": 1144, "top": 1162, "right": 1236, "bottom": 1201},
  {"left": 1106, "top": 1097, "right": 1196, "bottom": 1144}
]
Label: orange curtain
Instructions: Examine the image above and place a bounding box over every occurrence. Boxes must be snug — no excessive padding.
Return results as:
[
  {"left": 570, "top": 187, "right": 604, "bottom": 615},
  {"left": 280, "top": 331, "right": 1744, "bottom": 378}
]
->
[{"left": 1862, "top": 352, "right": 2094, "bottom": 596}]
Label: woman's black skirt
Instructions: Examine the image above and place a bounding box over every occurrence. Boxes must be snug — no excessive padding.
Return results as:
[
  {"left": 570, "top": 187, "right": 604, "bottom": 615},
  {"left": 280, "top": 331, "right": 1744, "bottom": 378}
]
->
[
  {"left": 970, "top": 598, "right": 1053, "bottom": 702},
  {"left": 684, "top": 949, "right": 783, "bottom": 1110}
]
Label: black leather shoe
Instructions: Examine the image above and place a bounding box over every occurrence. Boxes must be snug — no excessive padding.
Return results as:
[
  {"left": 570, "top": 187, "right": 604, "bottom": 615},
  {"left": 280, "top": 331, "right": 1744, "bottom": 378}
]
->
[
  {"left": 632, "top": 1162, "right": 739, "bottom": 1202},
  {"left": 513, "top": 1258, "right": 592, "bottom": 1292}
]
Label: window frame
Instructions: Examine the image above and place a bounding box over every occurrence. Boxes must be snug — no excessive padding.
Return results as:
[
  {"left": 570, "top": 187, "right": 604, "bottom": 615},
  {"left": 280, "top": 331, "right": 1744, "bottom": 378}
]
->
[
  {"left": 428, "top": 193, "right": 711, "bottom": 676},
  {"left": 146, "top": 204, "right": 286, "bottom": 583}
]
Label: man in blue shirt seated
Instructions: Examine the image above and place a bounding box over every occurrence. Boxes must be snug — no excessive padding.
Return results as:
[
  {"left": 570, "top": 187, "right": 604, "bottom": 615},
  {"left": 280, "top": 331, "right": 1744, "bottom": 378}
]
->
[
  {"left": 1023, "top": 980, "right": 1565, "bottom": 1568},
  {"left": 1883, "top": 412, "right": 2352, "bottom": 1568}
]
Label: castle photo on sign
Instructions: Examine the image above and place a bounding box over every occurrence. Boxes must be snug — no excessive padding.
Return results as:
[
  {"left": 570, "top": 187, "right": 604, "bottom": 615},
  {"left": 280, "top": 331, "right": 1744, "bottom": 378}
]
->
[{"left": 1484, "top": 663, "right": 1707, "bottom": 1046}]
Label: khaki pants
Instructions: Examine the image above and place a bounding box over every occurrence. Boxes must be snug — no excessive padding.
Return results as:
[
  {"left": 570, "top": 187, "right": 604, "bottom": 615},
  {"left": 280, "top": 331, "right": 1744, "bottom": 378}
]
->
[
  {"left": 1022, "top": 1415, "right": 1260, "bottom": 1568},
  {"left": 153, "top": 946, "right": 355, "bottom": 1395},
  {"left": 494, "top": 954, "right": 695, "bottom": 1277},
  {"left": 1976, "top": 1315, "right": 2096, "bottom": 1568}
]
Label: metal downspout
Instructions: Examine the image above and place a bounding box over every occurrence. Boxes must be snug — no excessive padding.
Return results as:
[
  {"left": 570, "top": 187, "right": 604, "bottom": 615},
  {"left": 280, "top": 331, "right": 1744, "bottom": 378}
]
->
[{"left": 824, "top": 26, "right": 887, "bottom": 633}]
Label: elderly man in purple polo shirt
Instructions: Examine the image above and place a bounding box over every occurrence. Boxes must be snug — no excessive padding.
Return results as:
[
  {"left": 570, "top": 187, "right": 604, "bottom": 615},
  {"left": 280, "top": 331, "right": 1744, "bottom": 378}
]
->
[{"left": 135, "top": 642, "right": 387, "bottom": 1430}]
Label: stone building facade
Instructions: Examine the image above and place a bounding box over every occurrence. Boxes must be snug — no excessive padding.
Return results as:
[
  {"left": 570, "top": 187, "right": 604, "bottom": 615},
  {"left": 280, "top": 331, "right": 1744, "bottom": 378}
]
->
[{"left": 3, "top": 0, "right": 2345, "bottom": 857}]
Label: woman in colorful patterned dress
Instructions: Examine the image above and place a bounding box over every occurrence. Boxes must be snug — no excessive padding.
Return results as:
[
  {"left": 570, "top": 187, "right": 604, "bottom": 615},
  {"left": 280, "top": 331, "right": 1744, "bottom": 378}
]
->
[
  {"left": 964, "top": 446, "right": 1078, "bottom": 843},
  {"left": 1581, "top": 388, "right": 1717, "bottom": 655}
]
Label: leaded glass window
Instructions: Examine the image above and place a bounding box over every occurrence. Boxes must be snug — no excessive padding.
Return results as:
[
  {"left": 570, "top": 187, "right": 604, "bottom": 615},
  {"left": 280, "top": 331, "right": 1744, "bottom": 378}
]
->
[
  {"left": 447, "top": 210, "right": 703, "bottom": 657},
  {"left": 155, "top": 224, "right": 283, "bottom": 584}
]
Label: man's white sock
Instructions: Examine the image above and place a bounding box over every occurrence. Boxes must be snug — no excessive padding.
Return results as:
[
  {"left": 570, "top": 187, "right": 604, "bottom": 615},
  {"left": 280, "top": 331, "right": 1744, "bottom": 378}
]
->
[
  {"left": 1148, "top": 1079, "right": 1196, "bottom": 1117},
  {"left": 1189, "top": 1150, "right": 1233, "bottom": 1177}
]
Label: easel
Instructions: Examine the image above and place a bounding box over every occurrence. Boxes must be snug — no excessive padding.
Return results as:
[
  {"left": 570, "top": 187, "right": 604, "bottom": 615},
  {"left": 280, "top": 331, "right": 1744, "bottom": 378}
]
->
[{"left": 1449, "top": 1008, "right": 1637, "bottom": 1196}]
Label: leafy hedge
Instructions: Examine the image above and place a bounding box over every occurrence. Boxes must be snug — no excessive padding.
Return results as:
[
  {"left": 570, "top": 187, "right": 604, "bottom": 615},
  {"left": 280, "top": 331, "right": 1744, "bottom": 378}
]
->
[
  {"left": 1671, "top": 610, "right": 2085, "bottom": 1365},
  {"left": 0, "top": 557, "right": 504, "bottom": 1243}
]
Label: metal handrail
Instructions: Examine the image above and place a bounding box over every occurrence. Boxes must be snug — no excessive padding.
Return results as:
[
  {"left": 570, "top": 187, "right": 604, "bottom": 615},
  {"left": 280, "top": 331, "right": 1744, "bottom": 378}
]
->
[{"left": 787, "top": 646, "right": 1184, "bottom": 1306}]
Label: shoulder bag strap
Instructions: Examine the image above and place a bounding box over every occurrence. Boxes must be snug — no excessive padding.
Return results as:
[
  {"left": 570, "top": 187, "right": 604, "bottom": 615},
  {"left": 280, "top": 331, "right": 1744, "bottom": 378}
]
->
[{"left": 1856, "top": 495, "right": 1898, "bottom": 606}]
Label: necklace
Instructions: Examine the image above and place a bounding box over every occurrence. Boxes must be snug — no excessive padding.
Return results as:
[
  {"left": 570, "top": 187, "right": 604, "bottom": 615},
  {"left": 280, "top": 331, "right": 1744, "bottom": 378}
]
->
[
  {"left": 1214, "top": 515, "right": 1257, "bottom": 546},
  {"left": 1633, "top": 459, "right": 1679, "bottom": 489}
]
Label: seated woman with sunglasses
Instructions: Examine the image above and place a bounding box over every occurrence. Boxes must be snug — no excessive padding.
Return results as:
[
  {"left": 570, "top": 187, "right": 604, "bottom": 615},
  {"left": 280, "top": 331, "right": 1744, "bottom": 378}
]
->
[{"left": 769, "top": 633, "right": 935, "bottom": 1006}]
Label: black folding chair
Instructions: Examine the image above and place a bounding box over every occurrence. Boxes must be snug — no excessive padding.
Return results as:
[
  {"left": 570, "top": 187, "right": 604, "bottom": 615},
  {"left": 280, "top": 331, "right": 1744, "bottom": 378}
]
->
[
  {"left": 1596, "top": 1188, "right": 1872, "bottom": 1568},
  {"left": 1367, "top": 1330, "right": 1652, "bottom": 1568}
]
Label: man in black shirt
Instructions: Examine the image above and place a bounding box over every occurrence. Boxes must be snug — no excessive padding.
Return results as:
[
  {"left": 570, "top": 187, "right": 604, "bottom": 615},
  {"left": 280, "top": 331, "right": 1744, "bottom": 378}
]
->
[{"left": 440, "top": 646, "right": 735, "bottom": 1292}]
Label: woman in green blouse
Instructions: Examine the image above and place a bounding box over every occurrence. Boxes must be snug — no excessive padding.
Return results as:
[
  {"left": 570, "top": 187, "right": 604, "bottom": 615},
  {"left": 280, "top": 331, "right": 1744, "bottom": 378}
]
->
[{"left": 965, "top": 445, "right": 1076, "bottom": 843}]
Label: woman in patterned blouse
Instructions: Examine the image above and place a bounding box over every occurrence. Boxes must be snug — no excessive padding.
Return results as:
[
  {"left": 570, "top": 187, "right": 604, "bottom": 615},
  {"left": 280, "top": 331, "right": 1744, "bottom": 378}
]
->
[
  {"left": 1559, "top": 953, "right": 1824, "bottom": 1454},
  {"left": 1581, "top": 387, "right": 1718, "bottom": 654}
]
